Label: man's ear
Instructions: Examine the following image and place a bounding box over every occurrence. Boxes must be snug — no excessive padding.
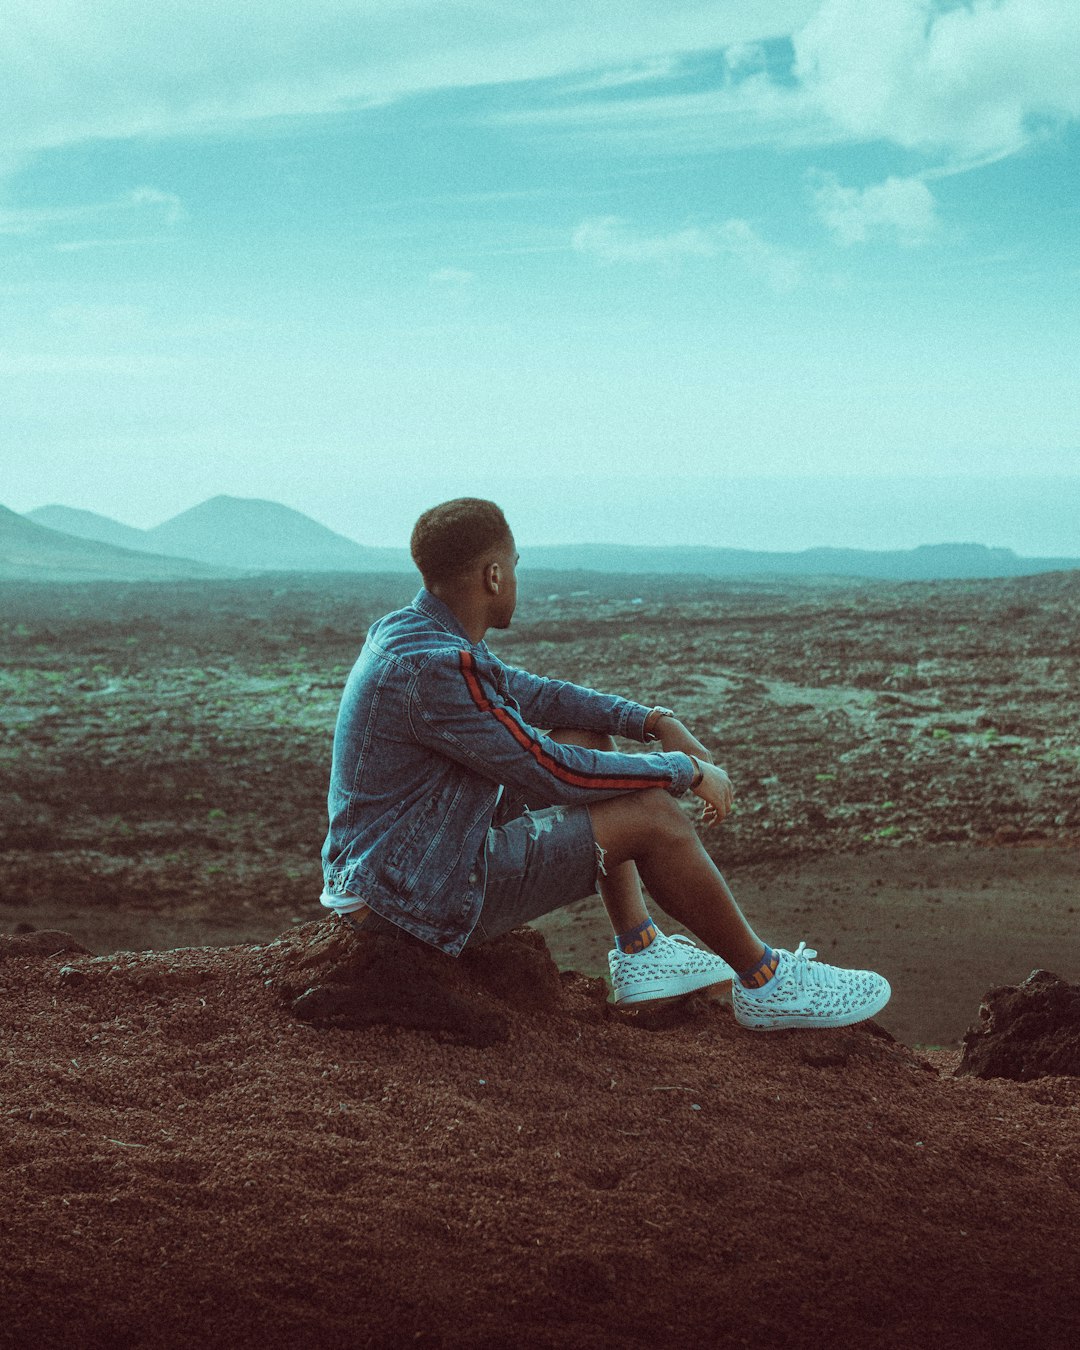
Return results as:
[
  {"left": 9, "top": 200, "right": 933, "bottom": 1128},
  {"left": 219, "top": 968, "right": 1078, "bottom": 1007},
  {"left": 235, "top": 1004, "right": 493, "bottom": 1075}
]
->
[{"left": 486, "top": 561, "right": 501, "bottom": 595}]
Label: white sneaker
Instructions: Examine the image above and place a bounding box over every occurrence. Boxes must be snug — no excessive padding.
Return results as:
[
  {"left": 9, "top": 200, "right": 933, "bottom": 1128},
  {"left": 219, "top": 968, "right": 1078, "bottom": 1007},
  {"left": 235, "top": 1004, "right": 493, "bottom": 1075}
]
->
[
  {"left": 608, "top": 931, "right": 735, "bottom": 1006},
  {"left": 732, "top": 941, "right": 891, "bottom": 1031}
]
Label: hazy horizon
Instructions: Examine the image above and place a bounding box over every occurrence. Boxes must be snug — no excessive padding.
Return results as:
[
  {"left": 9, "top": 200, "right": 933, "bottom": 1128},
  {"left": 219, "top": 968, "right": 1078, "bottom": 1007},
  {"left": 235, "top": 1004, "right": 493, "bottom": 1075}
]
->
[
  {"left": 13, "top": 473, "right": 1080, "bottom": 557},
  {"left": 3, "top": 4, "right": 1078, "bottom": 555}
]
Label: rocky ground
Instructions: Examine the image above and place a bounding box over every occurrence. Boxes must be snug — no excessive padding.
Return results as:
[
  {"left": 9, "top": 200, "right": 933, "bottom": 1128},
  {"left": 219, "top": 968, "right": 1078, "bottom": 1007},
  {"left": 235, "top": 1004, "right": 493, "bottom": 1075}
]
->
[
  {"left": 2, "top": 569, "right": 1077, "bottom": 1044},
  {"left": 2, "top": 570, "right": 1079, "bottom": 1346}
]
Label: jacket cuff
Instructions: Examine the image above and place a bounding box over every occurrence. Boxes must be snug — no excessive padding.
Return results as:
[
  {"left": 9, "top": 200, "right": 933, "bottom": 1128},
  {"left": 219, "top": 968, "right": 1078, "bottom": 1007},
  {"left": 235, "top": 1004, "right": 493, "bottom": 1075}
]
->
[
  {"left": 619, "top": 701, "right": 654, "bottom": 742},
  {"left": 667, "top": 751, "right": 699, "bottom": 796}
]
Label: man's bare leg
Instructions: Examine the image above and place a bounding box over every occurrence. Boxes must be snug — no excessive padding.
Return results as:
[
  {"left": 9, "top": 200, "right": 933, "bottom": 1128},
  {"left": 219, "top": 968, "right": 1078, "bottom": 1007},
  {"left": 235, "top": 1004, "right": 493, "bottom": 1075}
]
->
[
  {"left": 547, "top": 729, "right": 651, "bottom": 936},
  {"left": 586, "top": 788, "right": 766, "bottom": 974}
]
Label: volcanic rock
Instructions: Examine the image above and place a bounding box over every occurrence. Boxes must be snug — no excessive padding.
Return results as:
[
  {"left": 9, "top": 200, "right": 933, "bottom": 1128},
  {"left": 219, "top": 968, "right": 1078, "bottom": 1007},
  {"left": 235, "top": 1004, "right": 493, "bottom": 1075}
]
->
[
  {"left": 956, "top": 968, "right": 1080, "bottom": 1080},
  {"left": 266, "top": 920, "right": 565, "bottom": 1047}
]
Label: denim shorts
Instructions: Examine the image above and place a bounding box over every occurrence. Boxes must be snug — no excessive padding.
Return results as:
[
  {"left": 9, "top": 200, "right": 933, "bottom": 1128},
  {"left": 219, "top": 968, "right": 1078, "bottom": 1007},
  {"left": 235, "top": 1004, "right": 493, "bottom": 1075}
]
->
[{"left": 340, "top": 788, "right": 603, "bottom": 949}]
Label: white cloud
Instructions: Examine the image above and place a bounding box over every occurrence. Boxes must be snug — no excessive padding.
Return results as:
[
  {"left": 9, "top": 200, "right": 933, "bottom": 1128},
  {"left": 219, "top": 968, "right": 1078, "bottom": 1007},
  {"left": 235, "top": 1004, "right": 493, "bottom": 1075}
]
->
[
  {"left": 723, "top": 42, "right": 768, "bottom": 77},
  {"left": 507, "top": 2, "right": 1080, "bottom": 170},
  {"left": 1, "top": 3, "right": 1076, "bottom": 203},
  {"left": 52, "top": 236, "right": 158, "bottom": 253},
  {"left": 563, "top": 58, "right": 678, "bottom": 95},
  {"left": 0, "top": 3, "right": 821, "bottom": 156},
  {"left": 572, "top": 217, "right": 716, "bottom": 264},
  {"left": 572, "top": 215, "right": 801, "bottom": 291},
  {"left": 501, "top": 79, "right": 837, "bottom": 153},
  {"left": 717, "top": 219, "right": 803, "bottom": 291},
  {"left": 811, "top": 173, "right": 939, "bottom": 246},
  {"left": 0, "top": 187, "right": 184, "bottom": 238},
  {"left": 794, "top": 0, "right": 1080, "bottom": 161},
  {"left": 429, "top": 267, "right": 475, "bottom": 288},
  {"left": 126, "top": 187, "right": 185, "bottom": 223}
]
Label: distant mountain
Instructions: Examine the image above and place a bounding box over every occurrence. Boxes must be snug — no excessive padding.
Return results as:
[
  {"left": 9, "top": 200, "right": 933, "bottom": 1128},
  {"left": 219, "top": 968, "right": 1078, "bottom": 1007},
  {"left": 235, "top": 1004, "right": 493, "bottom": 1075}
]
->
[
  {"left": 143, "top": 496, "right": 407, "bottom": 572},
  {"left": 24, "top": 496, "right": 410, "bottom": 573},
  {"left": 525, "top": 541, "right": 1080, "bottom": 581},
  {"left": 26, "top": 504, "right": 157, "bottom": 555},
  {"left": 0, "top": 507, "right": 233, "bottom": 582},
  {"left": 19, "top": 498, "right": 1078, "bottom": 580}
]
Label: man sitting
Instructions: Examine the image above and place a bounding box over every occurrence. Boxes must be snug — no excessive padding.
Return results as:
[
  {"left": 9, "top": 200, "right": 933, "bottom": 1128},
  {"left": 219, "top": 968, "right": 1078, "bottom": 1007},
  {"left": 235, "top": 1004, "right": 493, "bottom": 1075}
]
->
[{"left": 320, "top": 498, "right": 890, "bottom": 1030}]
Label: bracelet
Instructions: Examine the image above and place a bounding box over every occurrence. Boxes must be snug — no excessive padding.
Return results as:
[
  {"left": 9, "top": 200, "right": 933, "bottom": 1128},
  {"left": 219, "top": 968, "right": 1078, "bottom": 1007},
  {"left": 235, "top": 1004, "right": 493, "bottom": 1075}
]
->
[
  {"left": 643, "top": 706, "right": 676, "bottom": 741},
  {"left": 689, "top": 756, "right": 705, "bottom": 789}
]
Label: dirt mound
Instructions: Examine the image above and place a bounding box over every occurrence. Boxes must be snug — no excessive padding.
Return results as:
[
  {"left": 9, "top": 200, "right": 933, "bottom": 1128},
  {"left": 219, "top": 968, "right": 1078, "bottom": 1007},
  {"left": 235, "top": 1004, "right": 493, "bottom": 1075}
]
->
[
  {"left": 274, "top": 921, "right": 564, "bottom": 1046},
  {"left": 4, "top": 925, "right": 1080, "bottom": 1349},
  {"left": 0, "top": 929, "right": 92, "bottom": 960}
]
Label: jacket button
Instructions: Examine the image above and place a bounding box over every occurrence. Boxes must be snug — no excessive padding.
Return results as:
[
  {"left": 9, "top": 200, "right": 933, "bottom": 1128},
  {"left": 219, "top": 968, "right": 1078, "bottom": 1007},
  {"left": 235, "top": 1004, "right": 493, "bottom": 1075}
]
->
[{"left": 468, "top": 871, "right": 478, "bottom": 884}]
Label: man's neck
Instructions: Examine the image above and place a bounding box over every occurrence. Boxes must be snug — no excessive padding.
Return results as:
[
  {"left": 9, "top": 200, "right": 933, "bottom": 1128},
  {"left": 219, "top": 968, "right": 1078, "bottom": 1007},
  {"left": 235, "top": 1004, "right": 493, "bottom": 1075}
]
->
[{"left": 429, "top": 587, "right": 489, "bottom": 645}]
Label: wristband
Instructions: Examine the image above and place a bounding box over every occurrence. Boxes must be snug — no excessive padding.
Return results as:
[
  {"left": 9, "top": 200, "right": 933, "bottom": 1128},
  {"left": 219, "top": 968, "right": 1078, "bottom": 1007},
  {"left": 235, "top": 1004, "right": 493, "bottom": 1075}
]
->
[
  {"left": 643, "top": 706, "right": 676, "bottom": 741},
  {"left": 689, "top": 756, "right": 705, "bottom": 789}
]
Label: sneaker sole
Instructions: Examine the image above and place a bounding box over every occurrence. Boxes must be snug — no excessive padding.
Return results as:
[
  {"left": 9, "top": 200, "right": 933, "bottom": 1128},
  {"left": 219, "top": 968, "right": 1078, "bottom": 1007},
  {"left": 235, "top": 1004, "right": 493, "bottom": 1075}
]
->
[
  {"left": 733, "top": 980, "right": 892, "bottom": 1031},
  {"left": 612, "top": 966, "right": 733, "bottom": 1007}
]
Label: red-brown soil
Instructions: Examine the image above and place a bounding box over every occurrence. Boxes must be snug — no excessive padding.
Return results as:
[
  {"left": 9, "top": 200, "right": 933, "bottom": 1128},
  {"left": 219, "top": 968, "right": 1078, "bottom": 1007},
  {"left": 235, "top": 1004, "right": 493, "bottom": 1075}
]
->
[
  {"left": 16, "top": 840, "right": 1075, "bottom": 1049},
  {"left": 2, "top": 571, "right": 1079, "bottom": 1346},
  {"left": 3, "top": 925, "right": 1080, "bottom": 1350}
]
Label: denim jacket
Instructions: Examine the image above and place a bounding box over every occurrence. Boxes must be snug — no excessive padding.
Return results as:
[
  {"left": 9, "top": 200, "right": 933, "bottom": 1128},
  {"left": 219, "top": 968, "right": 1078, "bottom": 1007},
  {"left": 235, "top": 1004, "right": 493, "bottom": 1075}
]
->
[{"left": 321, "top": 588, "right": 697, "bottom": 954}]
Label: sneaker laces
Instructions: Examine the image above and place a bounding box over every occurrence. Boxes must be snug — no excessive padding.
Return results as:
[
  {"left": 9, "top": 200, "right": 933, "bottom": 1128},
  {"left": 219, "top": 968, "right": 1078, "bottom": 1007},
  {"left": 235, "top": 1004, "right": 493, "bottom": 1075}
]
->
[
  {"left": 781, "top": 941, "right": 842, "bottom": 991},
  {"left": 614, "top": 932, "right": 695, "bottom": 963}
]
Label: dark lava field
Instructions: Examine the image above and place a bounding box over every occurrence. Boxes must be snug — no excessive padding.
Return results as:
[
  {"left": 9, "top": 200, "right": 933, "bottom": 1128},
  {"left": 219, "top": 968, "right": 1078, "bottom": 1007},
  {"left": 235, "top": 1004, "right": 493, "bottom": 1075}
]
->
[{"left": 1, "top": 568, "right": 1077, "bottom": 951}]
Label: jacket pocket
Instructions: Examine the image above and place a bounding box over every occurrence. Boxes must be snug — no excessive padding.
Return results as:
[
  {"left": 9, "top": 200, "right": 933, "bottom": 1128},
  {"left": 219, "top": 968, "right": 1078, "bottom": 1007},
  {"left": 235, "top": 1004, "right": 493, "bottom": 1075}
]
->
[{"left": 380, "top": 779, "right": 467, "bottom": 898}]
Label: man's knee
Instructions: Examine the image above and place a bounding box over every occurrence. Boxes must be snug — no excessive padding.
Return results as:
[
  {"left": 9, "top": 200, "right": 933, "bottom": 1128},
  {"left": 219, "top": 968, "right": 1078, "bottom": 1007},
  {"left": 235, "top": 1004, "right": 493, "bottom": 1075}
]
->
[
  {"left": 591, "top": 787, "right": 694, "bottom": 858},
  {"left": 548, "top": 727, "right": 616, "bottom": 752},
  {"left": 633, "top": 787, "right": 695, "bottom": 841},
  {"left": 602, "top": 788, "right": 696, "bottom": 847}
]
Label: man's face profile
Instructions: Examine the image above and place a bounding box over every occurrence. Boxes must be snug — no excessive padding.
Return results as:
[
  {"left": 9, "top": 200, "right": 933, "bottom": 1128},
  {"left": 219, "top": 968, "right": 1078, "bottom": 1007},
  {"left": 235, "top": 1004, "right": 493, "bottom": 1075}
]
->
[{"left": 490, "top": 534, "right": 519, "bottom": 630}]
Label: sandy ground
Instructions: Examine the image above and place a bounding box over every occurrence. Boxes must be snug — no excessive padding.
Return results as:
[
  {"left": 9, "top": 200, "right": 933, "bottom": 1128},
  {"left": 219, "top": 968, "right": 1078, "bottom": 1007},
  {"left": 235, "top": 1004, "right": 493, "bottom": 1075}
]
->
[
  {"left": 8, "top": 844, "right": 1076, "bottom": 1050},
  {"left": 536, "top": 843, "right": 1080, "bottom": 1047}
]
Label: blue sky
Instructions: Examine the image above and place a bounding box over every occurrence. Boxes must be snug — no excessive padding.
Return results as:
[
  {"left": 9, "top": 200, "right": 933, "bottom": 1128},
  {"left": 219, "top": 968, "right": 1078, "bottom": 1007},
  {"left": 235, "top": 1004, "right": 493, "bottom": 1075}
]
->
[{"left": 2, "top": 1, "right": 1078, "bottom": 553}]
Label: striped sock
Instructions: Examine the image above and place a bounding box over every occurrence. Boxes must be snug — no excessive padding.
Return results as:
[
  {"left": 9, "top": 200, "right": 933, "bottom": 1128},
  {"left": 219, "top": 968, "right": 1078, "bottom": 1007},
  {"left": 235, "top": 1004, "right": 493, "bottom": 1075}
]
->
[
  {"left": 616, "top": 916, "right": 658, "bottom": 955},
  {"left": 738, "top": 944, "right": 780, "bottom": 989}
]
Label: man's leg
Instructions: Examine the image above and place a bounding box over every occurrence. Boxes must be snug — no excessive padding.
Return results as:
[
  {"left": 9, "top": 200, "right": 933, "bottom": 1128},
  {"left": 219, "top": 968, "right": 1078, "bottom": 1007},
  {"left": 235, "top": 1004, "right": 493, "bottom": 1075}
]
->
[
  {"left": 547, "top": 729, "right": 653, "bottom": 939},
  {"left": 590, "top": 787, "right": 893, "bottom": 1027},
  {"left": 517, "top": 735, "right": 890, "bottom": 1026},
  {"left": 586, "top": 787, "right": 766, "bottom": 974}
]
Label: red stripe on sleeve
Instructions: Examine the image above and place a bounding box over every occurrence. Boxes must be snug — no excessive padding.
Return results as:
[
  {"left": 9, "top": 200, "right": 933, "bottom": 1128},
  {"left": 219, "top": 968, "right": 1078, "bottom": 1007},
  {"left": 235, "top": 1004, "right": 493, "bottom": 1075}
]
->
[{"left": 458, "top": 649, "right": 674, "bottom": 793}]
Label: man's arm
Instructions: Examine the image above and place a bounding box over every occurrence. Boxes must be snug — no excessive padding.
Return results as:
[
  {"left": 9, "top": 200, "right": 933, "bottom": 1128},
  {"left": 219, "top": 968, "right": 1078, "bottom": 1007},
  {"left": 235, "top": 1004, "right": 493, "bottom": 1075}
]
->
[
  {"left": 501, "top": 660, "right": 716, "bottom": 765},
  {"left": 497, "top": 660, "right": 653, "bottom": 741},
  {"left": 647, "top": 710, "right": 714, "bottom": 764},
  {"left": 409, "top": 647, "right": 697, "bottom": 804},
  {"left": 642, "top": 713, "right": 736, "bottom": 826}
]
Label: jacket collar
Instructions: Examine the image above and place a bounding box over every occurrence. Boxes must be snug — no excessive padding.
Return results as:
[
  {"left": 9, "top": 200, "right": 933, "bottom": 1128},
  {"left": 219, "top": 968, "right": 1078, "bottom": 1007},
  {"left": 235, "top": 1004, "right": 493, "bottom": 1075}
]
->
[{"left": 412, "top": 588, "right": 475, "bottom": 644}]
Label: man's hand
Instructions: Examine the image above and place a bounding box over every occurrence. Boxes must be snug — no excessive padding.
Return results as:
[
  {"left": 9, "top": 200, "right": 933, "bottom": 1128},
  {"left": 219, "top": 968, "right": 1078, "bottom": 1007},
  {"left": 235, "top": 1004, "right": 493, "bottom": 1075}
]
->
[
  {"left": 654, "top": 716, "right": 712, "bottom": 765},
  {"left": 690, "top": 760, "right": 734, "bottom": 827},
  {"left": 648, "top": 715, "right": 729, "bottom": 824}
]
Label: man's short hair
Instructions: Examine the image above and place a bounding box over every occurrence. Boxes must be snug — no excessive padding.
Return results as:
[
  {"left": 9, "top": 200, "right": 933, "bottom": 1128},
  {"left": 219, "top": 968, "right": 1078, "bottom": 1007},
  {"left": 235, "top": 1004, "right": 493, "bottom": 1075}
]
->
[{"left": 410, "top": 498, "right": 511, "bottom": 587}]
